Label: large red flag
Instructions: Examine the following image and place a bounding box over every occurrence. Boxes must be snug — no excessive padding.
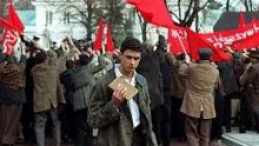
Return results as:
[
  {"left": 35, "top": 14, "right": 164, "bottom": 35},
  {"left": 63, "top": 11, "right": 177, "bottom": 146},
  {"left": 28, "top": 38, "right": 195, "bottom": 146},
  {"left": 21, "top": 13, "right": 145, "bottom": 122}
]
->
[
  {"left": 2, "top": 2, "right": 24, "bottom": 55},
  {"left": 106, "top": 24, "right": 114, "bottom": 53},
  {"left": 127, "top": 0, "right": 175, "bottom": 28},
  {"left": 93, "top": 19, "right": 105, "bottom": 51},
  {"left": 186, "top": 28, "right": 230, "bottom": 62}
]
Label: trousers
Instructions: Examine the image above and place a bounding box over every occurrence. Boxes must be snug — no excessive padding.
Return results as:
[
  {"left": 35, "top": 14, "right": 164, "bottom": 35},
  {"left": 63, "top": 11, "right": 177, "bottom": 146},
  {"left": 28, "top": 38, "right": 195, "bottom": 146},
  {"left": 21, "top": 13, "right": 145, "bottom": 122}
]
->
[{"left": 34, "top": 107, "right": 61, "bottom": 146}]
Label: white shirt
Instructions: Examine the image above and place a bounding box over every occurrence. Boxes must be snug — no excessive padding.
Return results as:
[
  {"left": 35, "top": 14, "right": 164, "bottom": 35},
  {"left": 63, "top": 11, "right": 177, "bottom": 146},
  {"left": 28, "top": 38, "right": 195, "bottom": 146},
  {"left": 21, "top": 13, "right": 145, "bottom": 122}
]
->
[{"left": 114, "top": 65, "right": 140, "bottom": 128}]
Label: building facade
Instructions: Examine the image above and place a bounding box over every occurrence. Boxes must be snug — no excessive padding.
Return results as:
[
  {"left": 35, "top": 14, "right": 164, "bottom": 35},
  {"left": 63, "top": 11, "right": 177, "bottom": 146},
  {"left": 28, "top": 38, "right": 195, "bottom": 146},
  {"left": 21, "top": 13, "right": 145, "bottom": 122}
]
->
[{"left": 22, "top": 0, "right": 86, "bottom": 48}]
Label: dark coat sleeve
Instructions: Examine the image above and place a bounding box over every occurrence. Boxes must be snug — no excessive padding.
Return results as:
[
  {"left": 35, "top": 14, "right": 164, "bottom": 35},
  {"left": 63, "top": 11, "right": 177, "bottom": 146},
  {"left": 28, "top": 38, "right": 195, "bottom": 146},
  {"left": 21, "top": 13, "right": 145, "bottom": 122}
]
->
[{"left": 88, "top": 81, "right": 121, "bottom": 128}]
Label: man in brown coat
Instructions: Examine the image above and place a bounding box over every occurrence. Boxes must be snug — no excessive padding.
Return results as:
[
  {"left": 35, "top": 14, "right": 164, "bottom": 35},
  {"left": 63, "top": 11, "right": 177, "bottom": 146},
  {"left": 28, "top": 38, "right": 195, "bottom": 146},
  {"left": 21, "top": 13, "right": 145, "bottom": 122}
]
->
[
  {"left": 180, "top": 48, "right": 220, "bottom": 146},
  {"left": 31, "top": 50, "right": 61, "bottom": 146},
  {"left": 240, "top": 50, "right": 259, "bottom": 133}
]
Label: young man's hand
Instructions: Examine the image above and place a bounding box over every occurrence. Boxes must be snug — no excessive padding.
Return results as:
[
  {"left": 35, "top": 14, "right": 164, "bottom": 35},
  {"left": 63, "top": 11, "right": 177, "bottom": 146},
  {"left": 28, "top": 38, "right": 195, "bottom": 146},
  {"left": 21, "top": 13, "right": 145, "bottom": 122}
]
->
[{"left": 112, "top": 86, "right": 127, "bottom": 107}]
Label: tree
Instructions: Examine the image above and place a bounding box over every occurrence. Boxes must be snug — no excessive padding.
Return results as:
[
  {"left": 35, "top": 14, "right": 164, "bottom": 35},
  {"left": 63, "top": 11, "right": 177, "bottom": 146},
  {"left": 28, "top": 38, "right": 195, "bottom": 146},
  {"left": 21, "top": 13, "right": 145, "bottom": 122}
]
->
[
  {"left": 167, "top": 0, "right": 210, "bottom": 27},
  {"left": 67, "top": 0, "right": 131, "bottom": 45}
]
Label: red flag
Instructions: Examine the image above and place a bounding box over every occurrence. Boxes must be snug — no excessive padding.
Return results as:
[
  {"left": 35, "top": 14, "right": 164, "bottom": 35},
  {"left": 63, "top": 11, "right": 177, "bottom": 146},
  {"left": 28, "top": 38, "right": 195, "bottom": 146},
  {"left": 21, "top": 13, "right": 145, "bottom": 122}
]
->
[
  {"left": 168, "top": 29, "right": 184, "bottom": 54},
  {"left": 0, "top": 17, "right": 16, "bottom": 30},
  {"left": 127, "top": 0, "right": 175, "bottom": 28},
  {"left": 2, "top": 2, "right": 24, "bottom": 55},
  {"left": 93, "top": 19, "right": 105, "bottom": 51},
  {"left": 232, "top": 32, "right": 259, "bottom": 51},
  {"left": 7, "top": 2, "right": 24, "bottom": 32},
  {"left": 186, "top": 28, "right": 230, "bottom": 62},
  {"left": 239, "top": 11, "right": 246, "bottom": 28},
  {"left": 106, "top": 24, "right": 114, "bottom": 53},
  {"left": 2, "top": 29, "right": 19, "bottom": 55}
]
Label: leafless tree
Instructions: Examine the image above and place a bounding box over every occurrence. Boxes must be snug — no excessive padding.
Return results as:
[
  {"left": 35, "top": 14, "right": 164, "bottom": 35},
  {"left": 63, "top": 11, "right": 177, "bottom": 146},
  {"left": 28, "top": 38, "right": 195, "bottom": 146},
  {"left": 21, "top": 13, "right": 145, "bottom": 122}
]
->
[
  {"left": 167, "top": 0, "right": 210, "bottom": 27},
  {"left": 66, "top": 0, "right": 129, "bottom": 45}
]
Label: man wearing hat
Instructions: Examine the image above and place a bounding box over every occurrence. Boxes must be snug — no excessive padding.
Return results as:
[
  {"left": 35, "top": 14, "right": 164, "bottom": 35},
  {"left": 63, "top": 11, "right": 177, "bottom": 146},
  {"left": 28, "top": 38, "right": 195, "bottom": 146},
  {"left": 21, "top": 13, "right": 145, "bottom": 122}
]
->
[
  {"left": 240, "top": 50, "right": 259, "bottom": 133},
  {"left": 180, "top": 47, "right": 220, "bottom": 146}
]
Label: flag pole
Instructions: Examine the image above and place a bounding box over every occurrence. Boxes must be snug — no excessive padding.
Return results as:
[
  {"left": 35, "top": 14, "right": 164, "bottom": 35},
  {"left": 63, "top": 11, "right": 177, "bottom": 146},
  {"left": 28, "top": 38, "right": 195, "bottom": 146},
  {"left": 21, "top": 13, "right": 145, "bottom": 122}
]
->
[
  {"left": 175, "top": 30, "right": 191, "bottom": 62},
  {"left": 175, "top": 31, "right": 186, "bottom": 54}
]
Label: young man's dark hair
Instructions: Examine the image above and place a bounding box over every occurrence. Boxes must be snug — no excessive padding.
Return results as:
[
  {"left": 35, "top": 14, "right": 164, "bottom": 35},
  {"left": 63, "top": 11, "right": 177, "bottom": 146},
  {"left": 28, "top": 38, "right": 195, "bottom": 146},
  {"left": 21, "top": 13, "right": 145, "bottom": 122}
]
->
[{"left": 120, "top": 37, "right": 142, "bottom": 53}]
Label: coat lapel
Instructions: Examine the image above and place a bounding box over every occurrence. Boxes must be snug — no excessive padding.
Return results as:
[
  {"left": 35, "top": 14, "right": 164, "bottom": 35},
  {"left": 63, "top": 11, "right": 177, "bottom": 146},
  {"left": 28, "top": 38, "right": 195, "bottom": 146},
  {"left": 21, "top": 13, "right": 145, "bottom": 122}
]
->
[{"left": 135, "top": 74, "right": 149, "bottom": 119}]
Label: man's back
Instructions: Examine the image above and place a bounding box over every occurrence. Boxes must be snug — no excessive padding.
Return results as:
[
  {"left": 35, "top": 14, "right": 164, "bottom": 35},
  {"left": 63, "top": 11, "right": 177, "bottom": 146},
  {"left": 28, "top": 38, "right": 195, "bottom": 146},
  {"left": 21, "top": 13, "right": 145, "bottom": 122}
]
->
[
  {"left": 181, "top": 61, "right": 219, "bottom": 119},
  {"left": 187, "top": 62, "right": 219, "bottom": 95}
]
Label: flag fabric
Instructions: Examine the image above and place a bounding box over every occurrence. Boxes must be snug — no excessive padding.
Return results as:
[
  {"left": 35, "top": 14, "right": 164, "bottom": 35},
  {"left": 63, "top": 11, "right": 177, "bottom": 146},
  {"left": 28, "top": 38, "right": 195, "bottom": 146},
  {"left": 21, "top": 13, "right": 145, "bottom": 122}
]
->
[
  {"left": 231, "top": 32, "right": 259, "bottom": 51},
  {"left": 93, "top": 19, "right": 105, "bottom": 51},
  {"left": 186, "top": 28, "right": 230, "bottom": 62},
  {"left": 2, "top": 2, "right": 24, "bottom": 55},
  {"left": 238, "top": 11, "right": 246, "bottom": 28},
  {"left": 105, "top": 24, "right": 114, "bottom": 53},
  {"left": 0, "top": 17, "right": 16, "bottom": 30},
  {"left": 7, "top": 2, "right": 24, "bottom": 32},
  {"left": 2, "top": 29, "right": 19, "bottom": 55},
  {"left": 126, "top": 0, "right": 175, "bottom": 28},
  {"left": 167, "top": 28, "right": 189, "bottom": 54}
]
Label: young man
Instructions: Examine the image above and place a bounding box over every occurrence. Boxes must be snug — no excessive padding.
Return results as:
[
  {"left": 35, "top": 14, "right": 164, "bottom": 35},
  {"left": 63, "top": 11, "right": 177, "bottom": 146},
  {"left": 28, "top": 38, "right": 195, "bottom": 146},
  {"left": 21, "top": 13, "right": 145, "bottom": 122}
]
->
[{"left": 88, "top": 37, "right": 158, "bottom": 146}]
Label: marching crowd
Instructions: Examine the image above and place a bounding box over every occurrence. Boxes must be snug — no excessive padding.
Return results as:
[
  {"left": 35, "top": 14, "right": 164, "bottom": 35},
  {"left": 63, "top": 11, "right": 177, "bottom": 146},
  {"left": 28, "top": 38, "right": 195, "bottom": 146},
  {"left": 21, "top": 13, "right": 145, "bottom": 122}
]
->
[{"left": 0, "top": 34, "right": 258, "bottom": 146}]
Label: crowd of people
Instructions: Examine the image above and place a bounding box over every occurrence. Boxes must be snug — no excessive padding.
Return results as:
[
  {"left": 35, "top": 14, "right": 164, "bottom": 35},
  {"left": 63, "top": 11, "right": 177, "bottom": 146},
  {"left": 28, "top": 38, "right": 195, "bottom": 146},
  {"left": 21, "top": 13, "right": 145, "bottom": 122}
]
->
[{"left": 0, "top": 33, "right": 258, "bottom": 146}]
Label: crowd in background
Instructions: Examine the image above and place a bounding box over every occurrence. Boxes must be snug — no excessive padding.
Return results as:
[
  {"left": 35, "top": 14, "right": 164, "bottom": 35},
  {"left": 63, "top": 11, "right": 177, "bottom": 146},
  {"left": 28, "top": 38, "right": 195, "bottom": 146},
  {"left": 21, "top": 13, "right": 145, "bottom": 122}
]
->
[{"left": 0, "top": 33, "right": 258, "bottom": 146}]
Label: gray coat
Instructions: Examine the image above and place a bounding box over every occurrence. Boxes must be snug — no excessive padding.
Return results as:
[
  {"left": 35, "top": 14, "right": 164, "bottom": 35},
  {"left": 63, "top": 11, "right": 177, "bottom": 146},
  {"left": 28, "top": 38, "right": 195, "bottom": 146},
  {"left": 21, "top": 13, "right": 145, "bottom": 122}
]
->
[
  {"left": 71, "top": 57, "right": 106, "bottom": 111},
  {"left": 218, "top": 61, "right": 239, "bottom": 95},
  {"left": 88, "top": 70, "right": 158, "bottom": 146}
]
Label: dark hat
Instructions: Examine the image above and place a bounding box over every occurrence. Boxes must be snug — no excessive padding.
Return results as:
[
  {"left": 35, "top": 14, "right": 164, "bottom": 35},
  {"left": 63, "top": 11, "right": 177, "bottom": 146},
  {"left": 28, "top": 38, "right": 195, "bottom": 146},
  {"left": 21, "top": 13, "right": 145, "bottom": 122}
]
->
[
  {"left": 198, "top": 47, "right": 213, "bottom": 60},
  {"left": 33, "top": 35, "right": 40, "bottom": 41},
  {"left": 156, "top": 35, "right": 167, "bottom": 49},
  {"left": 120, "top": 37, "right": 142, "bottom": 52},
  {"left": 249, "top": 50, "right": 259, "bottom": 59}
]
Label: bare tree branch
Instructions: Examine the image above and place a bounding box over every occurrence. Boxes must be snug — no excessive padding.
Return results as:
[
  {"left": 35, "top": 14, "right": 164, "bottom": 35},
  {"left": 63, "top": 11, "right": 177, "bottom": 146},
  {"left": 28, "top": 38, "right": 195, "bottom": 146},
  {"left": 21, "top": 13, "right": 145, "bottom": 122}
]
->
[
  {"left": 169, "top": 11, "right": 180, "bottom": 23},
  {"left": 178, "top": 0, "right": 182, "bottom": 20},
  {"left": 183, "top": 0, "right": 194, "bottom": 22}
]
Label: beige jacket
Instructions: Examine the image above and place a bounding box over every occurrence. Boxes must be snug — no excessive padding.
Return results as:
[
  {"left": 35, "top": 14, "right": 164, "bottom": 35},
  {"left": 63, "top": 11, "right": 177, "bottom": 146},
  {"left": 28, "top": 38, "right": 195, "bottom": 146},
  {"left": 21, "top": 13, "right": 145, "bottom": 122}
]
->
[{"left": 180, "top": 61, "right": 220, "bottom": 119}]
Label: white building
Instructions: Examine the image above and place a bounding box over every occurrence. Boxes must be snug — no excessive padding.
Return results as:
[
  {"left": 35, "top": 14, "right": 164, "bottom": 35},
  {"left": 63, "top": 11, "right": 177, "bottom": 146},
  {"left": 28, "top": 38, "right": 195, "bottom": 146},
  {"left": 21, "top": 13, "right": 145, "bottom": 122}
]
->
[{"left": 22, "top": 0, "right": 87, "bottom": 47}]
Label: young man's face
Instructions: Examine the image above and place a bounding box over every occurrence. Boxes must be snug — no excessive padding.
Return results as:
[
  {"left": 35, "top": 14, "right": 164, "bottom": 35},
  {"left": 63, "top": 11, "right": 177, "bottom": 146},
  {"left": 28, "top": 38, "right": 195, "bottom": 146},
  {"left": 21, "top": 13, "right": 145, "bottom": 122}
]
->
[{"left": 120, "top": 49, "right": 141, "bottom": 74}]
